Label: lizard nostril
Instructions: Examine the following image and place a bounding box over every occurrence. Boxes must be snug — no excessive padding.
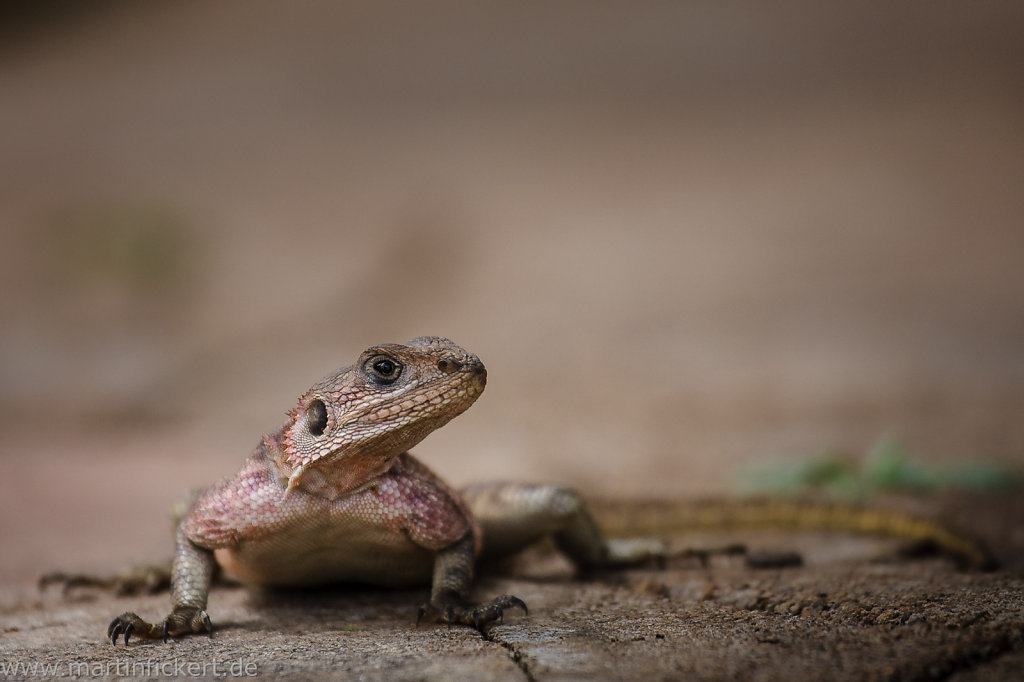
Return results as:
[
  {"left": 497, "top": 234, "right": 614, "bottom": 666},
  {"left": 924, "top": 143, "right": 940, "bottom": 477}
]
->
[{"left": 437, "top": 359, "right": 462, "bottom": 374}]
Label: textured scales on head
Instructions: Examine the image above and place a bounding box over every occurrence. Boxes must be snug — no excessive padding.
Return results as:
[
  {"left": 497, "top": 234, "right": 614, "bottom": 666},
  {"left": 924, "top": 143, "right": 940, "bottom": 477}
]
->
[{"left": 275, "top": 337, "right": 487, "bottom": 500}]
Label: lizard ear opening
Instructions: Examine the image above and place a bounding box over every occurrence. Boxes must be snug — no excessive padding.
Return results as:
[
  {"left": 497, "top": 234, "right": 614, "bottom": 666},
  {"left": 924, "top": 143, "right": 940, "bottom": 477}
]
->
[{"left": 307, "top": 399, "right": 328, "bottom": 436}]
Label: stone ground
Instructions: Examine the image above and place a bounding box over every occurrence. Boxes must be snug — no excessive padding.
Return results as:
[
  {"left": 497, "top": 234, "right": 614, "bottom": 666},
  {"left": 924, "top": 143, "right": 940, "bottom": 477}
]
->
[
  {"left": 2, "top": 1, "right": 1023, "bottom": 679},
  {"left": 4, "top": 499, "right": 1024, "bottom": 681}
]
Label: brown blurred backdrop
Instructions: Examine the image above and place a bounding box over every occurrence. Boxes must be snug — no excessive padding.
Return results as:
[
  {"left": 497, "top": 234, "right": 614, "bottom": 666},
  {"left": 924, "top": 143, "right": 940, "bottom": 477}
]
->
[{"left": 1, "top": 1, "right": 1023, "bottom": 582}]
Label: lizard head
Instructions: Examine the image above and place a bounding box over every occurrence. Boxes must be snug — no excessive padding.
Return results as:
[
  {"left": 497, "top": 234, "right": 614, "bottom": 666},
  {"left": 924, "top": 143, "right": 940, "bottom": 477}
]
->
[{"left": 276, "top": 336, "right": 486, "bottom": 498}]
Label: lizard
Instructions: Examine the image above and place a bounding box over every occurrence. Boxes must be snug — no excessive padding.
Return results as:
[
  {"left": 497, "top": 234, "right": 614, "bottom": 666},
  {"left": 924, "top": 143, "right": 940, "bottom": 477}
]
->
[{"left": 104, "top": 336, "right": 995, "bottom": 645}]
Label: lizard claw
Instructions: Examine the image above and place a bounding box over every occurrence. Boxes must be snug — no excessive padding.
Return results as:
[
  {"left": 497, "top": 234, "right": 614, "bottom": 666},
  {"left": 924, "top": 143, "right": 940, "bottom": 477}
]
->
[
  {"left": 506, "top": 596, "right": 528, "bottom": 616},
  {"left": 107, "top": 618, "right": 122, "bottom": 646},
  {"left": 201, "top": 610, "right": 213, "bottom": 638}
]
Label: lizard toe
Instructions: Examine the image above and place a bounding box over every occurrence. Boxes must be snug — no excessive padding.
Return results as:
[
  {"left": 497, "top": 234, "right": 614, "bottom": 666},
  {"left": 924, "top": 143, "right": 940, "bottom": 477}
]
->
[
  {"left": 417, "top": 594, "right": 527, "bottom": 631},
  {"left": 107, "top": 612, "right": 162, "bottom": 646},
  {"left": 162, "top": 606, "right": 215, "bottom": 640}
]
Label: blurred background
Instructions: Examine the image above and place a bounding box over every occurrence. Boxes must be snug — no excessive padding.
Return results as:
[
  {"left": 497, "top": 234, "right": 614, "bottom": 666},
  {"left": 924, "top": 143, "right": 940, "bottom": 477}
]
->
[{"left": 1, "top": 1, "right": 1022, "bottom": 582}]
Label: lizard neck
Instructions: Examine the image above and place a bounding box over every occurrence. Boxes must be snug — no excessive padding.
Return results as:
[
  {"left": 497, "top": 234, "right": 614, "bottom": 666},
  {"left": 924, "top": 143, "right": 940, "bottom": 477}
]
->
[{"left": 264, "top": 431, "right": 400, "bottom": 500}]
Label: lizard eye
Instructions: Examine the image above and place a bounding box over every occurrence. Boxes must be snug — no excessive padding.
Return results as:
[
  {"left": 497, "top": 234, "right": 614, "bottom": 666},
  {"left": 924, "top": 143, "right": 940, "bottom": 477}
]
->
[
  {"left": 365, "top": 355, "right": 402, "bottom": 385},
  {"left": 306, "top": 399, "right": 328, "bottom": 436}
]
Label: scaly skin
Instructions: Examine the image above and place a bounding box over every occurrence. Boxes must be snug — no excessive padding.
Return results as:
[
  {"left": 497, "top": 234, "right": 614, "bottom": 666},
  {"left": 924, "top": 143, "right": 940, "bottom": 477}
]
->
[{"left": 109, "top": 337, "right": 635, "bottom": 645}]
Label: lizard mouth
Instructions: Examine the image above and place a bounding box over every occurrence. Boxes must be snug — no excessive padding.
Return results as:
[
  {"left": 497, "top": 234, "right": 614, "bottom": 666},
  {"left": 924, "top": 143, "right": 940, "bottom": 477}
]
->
[{"left": 469, "top": 360, "right": 487, "bottom": 382}]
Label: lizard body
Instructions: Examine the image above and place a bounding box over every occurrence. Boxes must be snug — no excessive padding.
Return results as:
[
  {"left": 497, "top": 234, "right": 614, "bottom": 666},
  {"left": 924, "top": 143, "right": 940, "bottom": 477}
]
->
[{"left": 106, "top": 336, "right": 994, "bottom": 645}]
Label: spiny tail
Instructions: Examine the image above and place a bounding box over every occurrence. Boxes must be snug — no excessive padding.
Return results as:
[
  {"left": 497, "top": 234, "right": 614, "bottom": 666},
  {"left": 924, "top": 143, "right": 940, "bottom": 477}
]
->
[{"left": 592, "top": 498, "right": 997, "bottom": 570}]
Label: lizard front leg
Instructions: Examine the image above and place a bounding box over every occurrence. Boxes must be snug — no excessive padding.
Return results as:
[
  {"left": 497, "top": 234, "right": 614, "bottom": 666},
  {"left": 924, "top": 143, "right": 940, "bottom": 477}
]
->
[
  {"left": 108, "top": 524, "right": 215, "bottom": 645},
  {"left": 416, "top": 532, "right": 527, "bottom": 630}
]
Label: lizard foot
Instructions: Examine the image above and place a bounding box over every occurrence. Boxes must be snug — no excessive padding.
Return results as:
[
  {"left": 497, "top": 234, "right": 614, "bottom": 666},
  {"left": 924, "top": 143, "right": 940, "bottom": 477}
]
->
[
  {"left": 107, "top": 607, "right": 212, "bottom": 646},
  {"left": 416, "top": 594, "right": 527, "bottom": 631}
]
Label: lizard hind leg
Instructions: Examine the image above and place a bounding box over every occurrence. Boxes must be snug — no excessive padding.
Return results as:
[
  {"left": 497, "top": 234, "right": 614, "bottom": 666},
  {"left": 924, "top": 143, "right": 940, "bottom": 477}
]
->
[
  {"left": 40, "top": 563, "right": 173, "bottom": 597},
  {"left": 460, "top": 482, "right": 667, "bottom": 572}
]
